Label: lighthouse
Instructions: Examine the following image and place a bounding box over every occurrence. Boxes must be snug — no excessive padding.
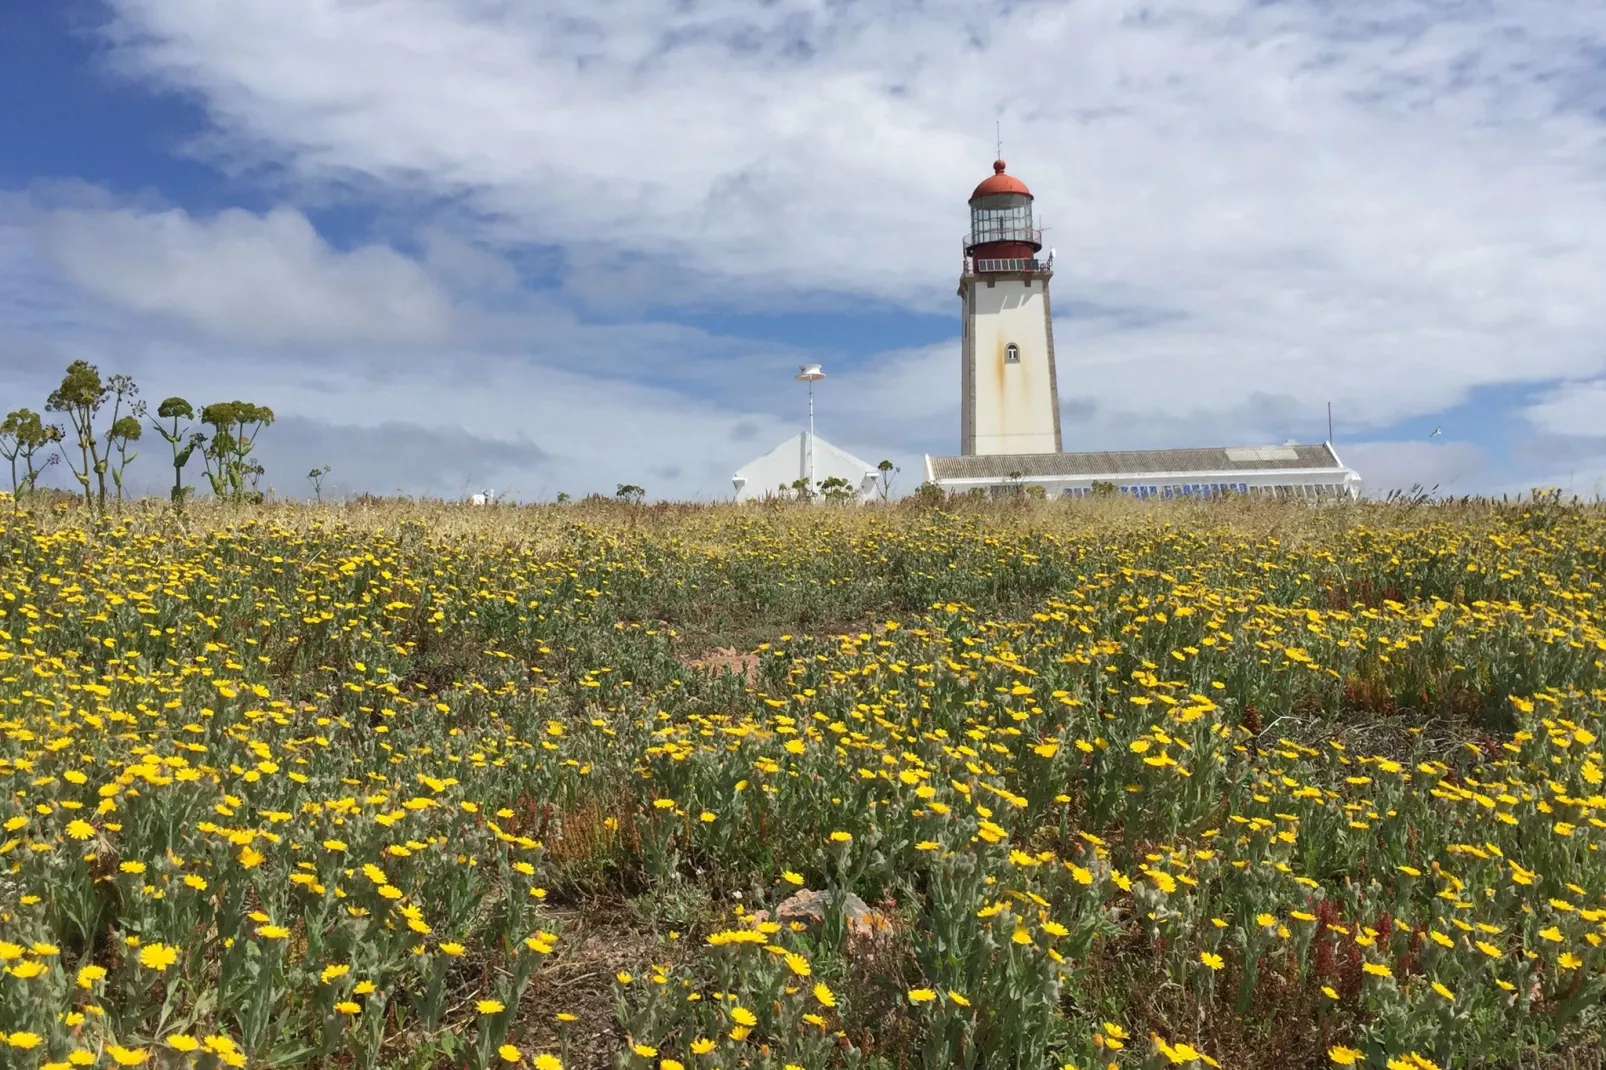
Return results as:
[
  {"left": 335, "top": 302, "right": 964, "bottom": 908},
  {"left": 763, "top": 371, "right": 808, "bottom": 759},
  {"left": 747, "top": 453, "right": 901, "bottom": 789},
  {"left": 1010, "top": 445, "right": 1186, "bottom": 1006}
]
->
[
  {"left": 925, "top": 159, "right": 1363, "bottom": 500},
  {"left": 958, "top": 158, "right": 1063, "bottom": 456}
]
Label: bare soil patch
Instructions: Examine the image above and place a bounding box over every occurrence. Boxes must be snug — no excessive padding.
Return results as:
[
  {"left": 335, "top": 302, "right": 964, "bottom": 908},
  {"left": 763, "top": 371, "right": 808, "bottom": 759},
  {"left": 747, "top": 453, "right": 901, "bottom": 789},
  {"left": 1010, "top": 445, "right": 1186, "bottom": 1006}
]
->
[
  {"left": 680, "top": 645, "right": 762, "bottom": 685},
  {"left": 514, "top": 912, "right": 664, "bottom": 1069}
]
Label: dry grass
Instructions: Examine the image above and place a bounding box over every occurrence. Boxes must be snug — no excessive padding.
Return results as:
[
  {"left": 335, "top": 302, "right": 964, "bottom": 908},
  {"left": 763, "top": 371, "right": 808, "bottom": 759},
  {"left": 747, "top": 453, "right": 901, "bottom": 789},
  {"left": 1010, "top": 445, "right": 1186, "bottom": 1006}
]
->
[{"left": 25, "top": 485, "right": 1601, "bottom": 550}]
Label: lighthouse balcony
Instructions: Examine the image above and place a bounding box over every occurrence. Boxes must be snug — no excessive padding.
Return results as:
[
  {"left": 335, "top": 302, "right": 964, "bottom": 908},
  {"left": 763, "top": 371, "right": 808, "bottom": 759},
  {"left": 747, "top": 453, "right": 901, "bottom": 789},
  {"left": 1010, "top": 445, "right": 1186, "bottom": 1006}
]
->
[{"left": 962, "top": 256, "right": 1051, "bottom": 276}]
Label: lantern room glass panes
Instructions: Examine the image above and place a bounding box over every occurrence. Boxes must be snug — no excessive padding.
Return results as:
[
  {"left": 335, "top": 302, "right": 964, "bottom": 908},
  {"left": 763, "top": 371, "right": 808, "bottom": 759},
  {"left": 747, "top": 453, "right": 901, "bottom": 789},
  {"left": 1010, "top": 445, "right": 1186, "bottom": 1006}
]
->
[{"left": 970, "top": 193, "right": 1035, "bottom": 246}]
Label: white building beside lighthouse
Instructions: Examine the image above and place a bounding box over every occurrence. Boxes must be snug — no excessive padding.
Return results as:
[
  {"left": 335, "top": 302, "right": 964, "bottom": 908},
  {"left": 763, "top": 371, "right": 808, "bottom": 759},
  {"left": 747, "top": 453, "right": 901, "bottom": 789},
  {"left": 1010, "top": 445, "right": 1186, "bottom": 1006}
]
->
[
  {"left": 959, "top": 158, "right": 1063, "bottom": 456},
  {"left": 731, "top": 433, "right": 879, "bottom": 503},
  {"left": 928, "top": 156, "right": 1362, "bottom": 500}
]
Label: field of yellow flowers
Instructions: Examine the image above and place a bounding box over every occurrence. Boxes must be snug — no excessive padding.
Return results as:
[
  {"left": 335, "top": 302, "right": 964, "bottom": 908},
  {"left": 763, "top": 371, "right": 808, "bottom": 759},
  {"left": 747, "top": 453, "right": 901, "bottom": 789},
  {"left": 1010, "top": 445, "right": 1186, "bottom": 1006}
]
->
[{"left": 0, "top": 498, "right": 1603, "bottom": 1070}]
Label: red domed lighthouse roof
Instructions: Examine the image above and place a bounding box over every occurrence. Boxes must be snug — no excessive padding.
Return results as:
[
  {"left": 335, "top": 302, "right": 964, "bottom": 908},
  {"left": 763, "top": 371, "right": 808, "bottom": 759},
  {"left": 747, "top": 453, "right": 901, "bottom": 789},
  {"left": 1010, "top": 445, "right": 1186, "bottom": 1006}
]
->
[{"left": 970, "top": 158, "right": 1032, "bottom": 200}]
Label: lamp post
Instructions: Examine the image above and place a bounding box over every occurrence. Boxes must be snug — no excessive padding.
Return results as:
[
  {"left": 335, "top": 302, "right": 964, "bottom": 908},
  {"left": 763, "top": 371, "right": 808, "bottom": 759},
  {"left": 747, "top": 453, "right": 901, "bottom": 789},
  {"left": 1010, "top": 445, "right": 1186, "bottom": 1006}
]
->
[{"left": 796, "top": 364, "right": 825, "bottom": 492}]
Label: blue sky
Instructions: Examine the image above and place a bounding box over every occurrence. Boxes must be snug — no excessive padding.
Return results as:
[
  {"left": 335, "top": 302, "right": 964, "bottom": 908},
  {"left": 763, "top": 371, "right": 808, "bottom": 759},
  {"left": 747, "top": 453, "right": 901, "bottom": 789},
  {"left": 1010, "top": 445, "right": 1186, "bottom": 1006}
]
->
[{"left": 2, "top": 0, "right": 1605, "bottom": 500}]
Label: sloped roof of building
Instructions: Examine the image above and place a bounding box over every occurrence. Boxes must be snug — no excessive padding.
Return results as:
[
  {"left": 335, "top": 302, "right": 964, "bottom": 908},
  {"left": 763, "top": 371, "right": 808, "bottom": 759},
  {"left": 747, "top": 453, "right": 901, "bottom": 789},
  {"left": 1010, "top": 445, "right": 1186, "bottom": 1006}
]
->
[
  {"left": 732, "top": 433, "right": 881, "bottom": 500},
  {"left": 735, "top": 432, "right": 877, "bottom": 479},
  {"left": 928, "top": 443, "right": 1345, "bottom": 481}
]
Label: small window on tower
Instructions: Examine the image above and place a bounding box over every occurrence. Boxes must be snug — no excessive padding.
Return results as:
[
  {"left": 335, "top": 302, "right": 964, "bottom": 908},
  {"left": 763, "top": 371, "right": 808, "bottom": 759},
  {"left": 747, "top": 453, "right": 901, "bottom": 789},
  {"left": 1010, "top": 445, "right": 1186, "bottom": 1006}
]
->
[{"left": 1005, "top": 343, "right": 1020, "bottom": 363}]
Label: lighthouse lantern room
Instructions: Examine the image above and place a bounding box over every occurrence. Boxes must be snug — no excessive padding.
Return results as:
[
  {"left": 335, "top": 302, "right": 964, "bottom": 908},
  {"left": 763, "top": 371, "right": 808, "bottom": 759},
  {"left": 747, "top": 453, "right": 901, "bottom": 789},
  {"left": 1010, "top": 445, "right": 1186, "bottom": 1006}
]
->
[{"left": 958, "top": 158, "right": 1063, "bottom": 456}]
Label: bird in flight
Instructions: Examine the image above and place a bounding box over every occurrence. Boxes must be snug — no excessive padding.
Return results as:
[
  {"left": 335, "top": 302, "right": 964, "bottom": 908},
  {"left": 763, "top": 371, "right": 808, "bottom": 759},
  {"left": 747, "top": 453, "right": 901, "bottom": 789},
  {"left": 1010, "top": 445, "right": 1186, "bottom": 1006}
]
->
[{"left": 1429, "top": 427, "right": 1442, "bottom": 438}]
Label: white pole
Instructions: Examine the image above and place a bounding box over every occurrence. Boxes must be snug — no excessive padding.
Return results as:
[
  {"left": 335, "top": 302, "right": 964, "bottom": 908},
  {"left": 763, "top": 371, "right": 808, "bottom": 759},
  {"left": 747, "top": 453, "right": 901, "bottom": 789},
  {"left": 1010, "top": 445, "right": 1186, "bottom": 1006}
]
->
[
  {"left": 795, "top": 364, "right": 824, "bottom": 497},
  {"left": 808, "top": 380, "right": 816, "bottom": 489}
]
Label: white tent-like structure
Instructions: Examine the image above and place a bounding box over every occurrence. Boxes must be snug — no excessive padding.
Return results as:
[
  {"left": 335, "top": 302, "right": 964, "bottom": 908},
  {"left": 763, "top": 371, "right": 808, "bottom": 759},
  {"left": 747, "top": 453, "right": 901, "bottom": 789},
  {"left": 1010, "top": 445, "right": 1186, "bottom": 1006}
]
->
[{"left": 732, "top": 433, "right": 880, "bottom": 503}]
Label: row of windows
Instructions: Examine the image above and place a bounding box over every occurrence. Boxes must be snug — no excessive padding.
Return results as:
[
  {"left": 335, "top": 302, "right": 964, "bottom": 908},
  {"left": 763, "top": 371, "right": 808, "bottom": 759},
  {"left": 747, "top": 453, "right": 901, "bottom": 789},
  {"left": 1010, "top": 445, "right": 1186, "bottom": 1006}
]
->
[
  {"left": 1255, "top": 483, "right": 1349, "bottom": 500},
  {"left": 969, "top": 258, "right": 1044, "bottom": 274},
  {"left": 1052, "top": 482, "right": 1349, "bottom": 500},
  {"left": 1056, "top": 483, "right": 1248, "bottom": 499}
]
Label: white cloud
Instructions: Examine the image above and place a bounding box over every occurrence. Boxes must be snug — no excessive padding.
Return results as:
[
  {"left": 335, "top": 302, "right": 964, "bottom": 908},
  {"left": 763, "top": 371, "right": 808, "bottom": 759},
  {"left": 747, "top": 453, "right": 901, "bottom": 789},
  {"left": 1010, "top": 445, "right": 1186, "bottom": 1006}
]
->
[
  {"left": 90, "top": 0, "right": 1606, "bottom": 437},
  {"left": 36, "top": 203, "right": 453, "bottom": 345},
  {"left": 203, "top": 353, "right": 809, "bottom": 501},
  {"left": 1, "top": 190, "right": 910, "bottom": 500},
  {"left": 1521, "top": 379, "right": 1606, "bottom": 440},
  {"left": 240, "top": 418, "right": 548, "bottom": 501},
  {"left": 0, "top": 227, "right": 1572, "bottom": 501},
  {"left": 1335, "top": 440, "right": 1489, "bottom": 497},
  {"left": 1491, "top": 464, "right": 1606, "bottom": 501},
  {"left": 0, "top": 267, "right": 812, "bottom": 502},
  {"left": 419, "top": 227, "right": 519, "bottom": 296}
]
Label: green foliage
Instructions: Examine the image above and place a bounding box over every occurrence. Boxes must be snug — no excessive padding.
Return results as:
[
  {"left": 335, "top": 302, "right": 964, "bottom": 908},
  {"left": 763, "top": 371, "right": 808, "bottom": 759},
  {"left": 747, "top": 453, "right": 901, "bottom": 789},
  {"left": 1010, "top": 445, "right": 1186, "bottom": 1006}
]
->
[
  {"left": 0, "top": 408, "right": 64, "bottom": 501},
  {"left": 38, "top": 362, "right": 143, "bottom": 513},
  {"left": 45, "top": 359, "right": 110, "bottom": 511},
  {"left": 616, "top": 484, "right": 646, "bottom": 504},
  {"left": 101, "top": 374, "right": 142, "bottom": 512},
  {"left": 308, "top": 465, "right": 333, "bottom": 503},
  {"left": 200, "top": 400, "right": 276, "bottom": 503},
  {"left": 151, "top": 397, "right": 204, "bottom": 511},
  {"left": 157, "top": 396, "right": 195, "bottom": 421},
  {"left": 818, "top": 475, "right": 856, "bottom": 503},
  {"left": 107, "top": 413, "right": 144, "bottom": 510},
  {"left": 1090, "top": 480, "right": 1117, "bottom": 497},
  {"left": 876, "top": 459, "right": 899, "bottom": 503}
]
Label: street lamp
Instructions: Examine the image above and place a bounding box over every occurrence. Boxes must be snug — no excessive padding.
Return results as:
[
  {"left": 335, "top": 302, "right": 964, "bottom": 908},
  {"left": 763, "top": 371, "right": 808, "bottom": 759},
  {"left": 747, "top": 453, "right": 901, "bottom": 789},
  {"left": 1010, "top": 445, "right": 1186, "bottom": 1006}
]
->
[{"left": 796, "top": 364, "right": 825, "bottom": 491}]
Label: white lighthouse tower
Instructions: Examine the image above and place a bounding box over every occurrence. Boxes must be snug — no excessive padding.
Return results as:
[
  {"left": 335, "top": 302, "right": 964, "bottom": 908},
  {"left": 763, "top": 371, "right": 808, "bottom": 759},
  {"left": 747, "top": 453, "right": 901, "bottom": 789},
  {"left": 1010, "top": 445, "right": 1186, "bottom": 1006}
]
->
[{"left": 958, "top": 158, "right": 1062, "bottom": 456}]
